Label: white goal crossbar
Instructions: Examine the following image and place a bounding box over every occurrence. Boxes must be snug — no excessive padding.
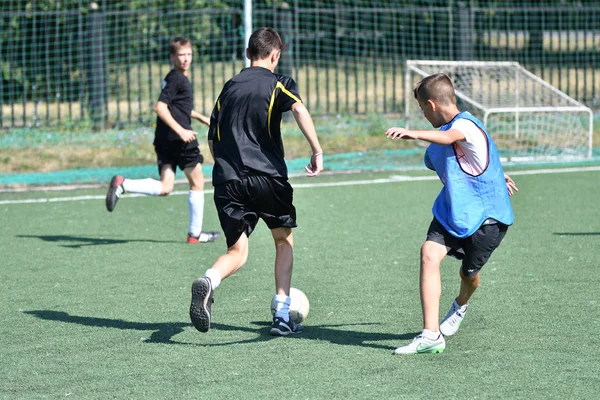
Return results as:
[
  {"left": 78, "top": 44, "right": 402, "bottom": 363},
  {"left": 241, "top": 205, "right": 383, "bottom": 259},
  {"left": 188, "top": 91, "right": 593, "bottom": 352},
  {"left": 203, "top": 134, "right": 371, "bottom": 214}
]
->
[{"left": 405, "top": 60, "right": 593, "bottom": 161}]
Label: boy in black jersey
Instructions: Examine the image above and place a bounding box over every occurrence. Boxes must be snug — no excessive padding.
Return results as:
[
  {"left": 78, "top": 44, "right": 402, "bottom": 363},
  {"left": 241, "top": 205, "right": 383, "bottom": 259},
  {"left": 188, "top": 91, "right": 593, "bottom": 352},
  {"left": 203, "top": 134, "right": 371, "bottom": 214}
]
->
[
  {"left": 189, "top": 27, "right": 323, "bottom": 336},
  {"left": 105, "top": 37, "right": 219, "bottom": 243}
]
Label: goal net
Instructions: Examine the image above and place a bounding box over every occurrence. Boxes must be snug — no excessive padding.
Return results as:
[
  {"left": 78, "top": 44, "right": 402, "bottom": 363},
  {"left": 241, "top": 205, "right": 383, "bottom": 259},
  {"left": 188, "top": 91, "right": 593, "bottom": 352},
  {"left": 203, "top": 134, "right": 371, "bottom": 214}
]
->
[{"left": 405, "top": 60, "right": 593, "bottom": 162}]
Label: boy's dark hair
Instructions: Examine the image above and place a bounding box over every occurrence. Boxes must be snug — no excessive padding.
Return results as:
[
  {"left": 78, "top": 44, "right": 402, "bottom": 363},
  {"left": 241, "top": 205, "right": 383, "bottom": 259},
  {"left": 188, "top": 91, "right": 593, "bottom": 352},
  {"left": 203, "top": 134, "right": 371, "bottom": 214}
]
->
[
  {"left": 413, "top": 73, "right": 456, "bottom": 105},
  {"left": 247, "top": 27, "right": 282, "bottom": 60},
  {"left": 169, "top": 37, "right": 191, "bottom": 55}
]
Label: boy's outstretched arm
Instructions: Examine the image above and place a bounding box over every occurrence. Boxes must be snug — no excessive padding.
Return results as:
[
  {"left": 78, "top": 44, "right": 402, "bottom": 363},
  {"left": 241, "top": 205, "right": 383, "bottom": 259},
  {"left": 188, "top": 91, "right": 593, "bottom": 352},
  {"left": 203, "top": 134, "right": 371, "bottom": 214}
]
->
[
  {"left": 385, "top": 127, "right": 465, "bottom": 145},
  {"left": 291, "top": 102, "right": 323, "bottom": 177}
]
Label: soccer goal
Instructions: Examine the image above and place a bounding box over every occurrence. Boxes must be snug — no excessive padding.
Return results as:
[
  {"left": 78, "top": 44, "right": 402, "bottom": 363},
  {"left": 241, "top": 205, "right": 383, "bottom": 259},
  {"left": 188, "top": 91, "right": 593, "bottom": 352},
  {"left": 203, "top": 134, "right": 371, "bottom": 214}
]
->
[{"left": 404, "top": 60, "right": 593, "bottom": 162}]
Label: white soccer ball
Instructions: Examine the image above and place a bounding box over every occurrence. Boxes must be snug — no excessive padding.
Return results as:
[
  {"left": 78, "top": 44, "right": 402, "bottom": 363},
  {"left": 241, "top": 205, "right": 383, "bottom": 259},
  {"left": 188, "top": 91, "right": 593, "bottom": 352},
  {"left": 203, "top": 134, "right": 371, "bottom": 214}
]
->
[{"left": 271, "top": 287, "right": 310, "bottom": 323}]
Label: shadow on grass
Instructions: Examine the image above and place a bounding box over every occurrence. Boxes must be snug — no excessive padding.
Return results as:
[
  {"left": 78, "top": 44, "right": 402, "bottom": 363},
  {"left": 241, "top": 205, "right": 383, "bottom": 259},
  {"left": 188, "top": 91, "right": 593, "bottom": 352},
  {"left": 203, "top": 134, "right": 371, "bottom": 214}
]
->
[
  {"left": 16, "top": 234, "right": 179, "bottom": 248},
  {"left": 249, "top": 321, "right": 417, "bottom": 350},
  {"left": 553, "top": 232, "right": 600, "bottom": 236},
  {"left": 24, "top": 310, "right": 416, "bottom": 350}
]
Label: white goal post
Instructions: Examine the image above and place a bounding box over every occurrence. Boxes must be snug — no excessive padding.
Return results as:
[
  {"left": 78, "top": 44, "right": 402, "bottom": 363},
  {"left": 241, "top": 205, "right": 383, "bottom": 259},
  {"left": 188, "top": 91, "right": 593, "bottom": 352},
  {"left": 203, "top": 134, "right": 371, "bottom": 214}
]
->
[{"left": 404, "top": 60, "right": 593, "bottom": 161}]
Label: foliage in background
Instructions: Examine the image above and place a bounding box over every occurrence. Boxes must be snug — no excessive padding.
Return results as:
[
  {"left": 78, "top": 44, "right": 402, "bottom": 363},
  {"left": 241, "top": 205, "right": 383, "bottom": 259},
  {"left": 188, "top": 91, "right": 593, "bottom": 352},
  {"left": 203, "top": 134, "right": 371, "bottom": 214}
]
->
[
  {"left": 1, "top": 0, "right": 598, "bottom": 108},
  {"left": 0, "top": 0, "right": 231, "bottom": 102}
]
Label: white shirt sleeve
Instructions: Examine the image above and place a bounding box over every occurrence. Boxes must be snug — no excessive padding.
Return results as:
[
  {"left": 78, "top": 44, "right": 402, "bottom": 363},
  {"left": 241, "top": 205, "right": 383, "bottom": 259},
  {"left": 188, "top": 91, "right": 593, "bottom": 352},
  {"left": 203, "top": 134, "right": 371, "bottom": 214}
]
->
[{"left": 450, "top": 118, "right": 489, "bottom": 176}]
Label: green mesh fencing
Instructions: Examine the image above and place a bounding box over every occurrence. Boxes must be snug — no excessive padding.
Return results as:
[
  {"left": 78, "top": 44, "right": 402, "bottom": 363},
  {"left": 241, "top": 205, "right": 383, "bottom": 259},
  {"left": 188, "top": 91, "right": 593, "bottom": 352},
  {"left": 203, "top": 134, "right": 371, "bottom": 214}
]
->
[{"left": 1, "top": 1, "right": 599, "bottom": 183}]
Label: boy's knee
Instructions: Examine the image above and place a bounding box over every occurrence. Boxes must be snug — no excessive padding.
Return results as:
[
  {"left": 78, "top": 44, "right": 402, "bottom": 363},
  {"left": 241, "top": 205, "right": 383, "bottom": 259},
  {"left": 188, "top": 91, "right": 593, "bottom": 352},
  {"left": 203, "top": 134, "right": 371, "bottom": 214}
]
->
[
  {"left": 420, "top": 241, "right": 444, "bottom": 266},
  {"left": 158, "top": 178, "right": 175, "bottom": 195},
  {"left": 272, "top": 228, "right": 293, "bottom": 245},
  {"left": 274, "top": 235, "right": 292, "bottom": 246},
  {"left": 460, "top": 269, "right": 480, "bottom": 285}
]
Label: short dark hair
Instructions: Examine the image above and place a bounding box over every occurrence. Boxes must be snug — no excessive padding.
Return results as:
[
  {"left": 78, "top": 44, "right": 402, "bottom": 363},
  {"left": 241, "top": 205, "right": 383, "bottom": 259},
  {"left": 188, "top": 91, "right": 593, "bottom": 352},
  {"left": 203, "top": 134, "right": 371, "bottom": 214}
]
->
[
  {"left": 413, "top": 73, "right": 456, "bottom": 105},
  {"left": 247, "top": 27, "right": 282, "bottom": 60},
  {"left": 169, "top": 37, "right": 191, "bottom": 55}
]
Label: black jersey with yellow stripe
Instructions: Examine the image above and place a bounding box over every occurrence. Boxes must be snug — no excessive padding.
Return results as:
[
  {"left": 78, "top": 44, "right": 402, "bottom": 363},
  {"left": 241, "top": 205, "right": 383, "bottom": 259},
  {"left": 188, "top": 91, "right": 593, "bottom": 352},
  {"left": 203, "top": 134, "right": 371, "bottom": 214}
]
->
[{"left": 208, "top": 66, "right": 302, "bottom": 185}]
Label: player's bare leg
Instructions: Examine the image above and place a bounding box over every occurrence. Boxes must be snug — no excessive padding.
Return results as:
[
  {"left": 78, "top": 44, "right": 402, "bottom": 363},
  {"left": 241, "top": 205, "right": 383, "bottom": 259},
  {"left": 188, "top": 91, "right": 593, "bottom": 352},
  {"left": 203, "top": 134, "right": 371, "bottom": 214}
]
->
[
  {"left": 394, "top": 240, "right": 447, "bottom": 354},
  {"left": 184, "top": 163, "right": 205, "bottom": 192},
  {"left": 272, "top": 227, "right": 293, "bottom": 297},
  {"left": 158, "top": 164, "right": 176, "bottom": 195},
  {"left": 270, "top": 227, "right": 303, "bottom": 336},
  {"left": 440, "top": 270, "right": 476, "bottom": 336},
  {"left": 190, "top": 233, "right": 249, "bottom": 332},
  {"left": 210, "top": 233, "right": 249, "bottom": 280},
  {"left": 457, "top": 270, "right": 479, "bottom": 306},
  {"left": 420, "top": 240, "right": 447, "bottom": 332}
]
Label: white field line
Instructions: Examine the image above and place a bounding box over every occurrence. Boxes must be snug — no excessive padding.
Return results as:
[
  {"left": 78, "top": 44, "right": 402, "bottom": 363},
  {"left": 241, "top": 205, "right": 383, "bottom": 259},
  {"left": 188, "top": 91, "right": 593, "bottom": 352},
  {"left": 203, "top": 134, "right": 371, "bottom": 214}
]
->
[
  {"left": 1, "top": 165, "right": 600, "bottom": 206},
  {"left": 0, "top": 167, "right": 358, "bottom": 193}
]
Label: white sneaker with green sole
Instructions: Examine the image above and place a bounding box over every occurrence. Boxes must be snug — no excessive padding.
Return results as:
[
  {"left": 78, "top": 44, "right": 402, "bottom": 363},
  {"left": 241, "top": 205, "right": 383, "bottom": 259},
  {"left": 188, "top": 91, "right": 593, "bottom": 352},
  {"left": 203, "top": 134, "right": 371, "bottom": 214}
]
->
[{"left": 394, "top": 332, "right": 445, "bottom": 354}]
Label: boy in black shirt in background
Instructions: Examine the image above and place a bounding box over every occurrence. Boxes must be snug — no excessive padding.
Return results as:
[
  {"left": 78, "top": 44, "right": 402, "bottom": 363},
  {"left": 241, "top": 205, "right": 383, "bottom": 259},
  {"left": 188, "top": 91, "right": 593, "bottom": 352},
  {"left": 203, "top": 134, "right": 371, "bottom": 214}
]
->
[{"left": 106, "top": 37, "right": 219, "bottom": 243}]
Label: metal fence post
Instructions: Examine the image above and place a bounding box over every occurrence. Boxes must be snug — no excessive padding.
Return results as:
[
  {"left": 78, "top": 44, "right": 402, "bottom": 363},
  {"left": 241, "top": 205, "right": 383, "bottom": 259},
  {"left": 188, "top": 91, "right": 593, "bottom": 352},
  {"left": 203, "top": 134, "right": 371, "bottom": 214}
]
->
[
  {"left": 455, "top": 1, "right": 473, "bottom": 60},
  {"left": 277, "top": 2, "right": 294, "bottom": 77},
  {"left": 85, "top": 2, "right": 107, "bottom": 130}
]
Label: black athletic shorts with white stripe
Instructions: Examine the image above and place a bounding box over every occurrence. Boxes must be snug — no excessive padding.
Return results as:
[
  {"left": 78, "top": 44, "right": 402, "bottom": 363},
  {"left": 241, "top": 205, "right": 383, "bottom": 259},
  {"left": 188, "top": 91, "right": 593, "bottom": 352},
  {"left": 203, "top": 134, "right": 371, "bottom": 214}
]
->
[
  {"left": 214, "top": 175, "right": 297, "bottom": 248},
  {"left": 426, "top": 217, "right": 508, "bottom": 277}
]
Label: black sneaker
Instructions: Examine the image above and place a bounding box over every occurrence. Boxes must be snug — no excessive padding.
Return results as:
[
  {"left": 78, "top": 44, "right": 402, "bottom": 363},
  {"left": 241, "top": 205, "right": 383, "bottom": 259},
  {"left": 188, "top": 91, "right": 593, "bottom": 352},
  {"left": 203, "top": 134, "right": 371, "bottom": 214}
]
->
[
  {"left": 190, "top": 277, "right": 213, "bottom": 332},
  {"left": 187, "top": 231, "right": 221, "bottom": 244},
  {"left": 269, "top": 316, "right": 304, "bottom": 336},
  {"left": 106, "top": 175, "right": 124, "bottom": 212}
]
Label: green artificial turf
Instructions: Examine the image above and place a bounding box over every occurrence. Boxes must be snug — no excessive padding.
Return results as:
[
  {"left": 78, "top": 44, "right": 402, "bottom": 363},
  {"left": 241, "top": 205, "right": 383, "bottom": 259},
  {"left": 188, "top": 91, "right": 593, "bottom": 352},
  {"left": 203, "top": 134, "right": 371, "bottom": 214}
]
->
[{"left": 1, "top": 168, "right": 599, "bottom": 399}]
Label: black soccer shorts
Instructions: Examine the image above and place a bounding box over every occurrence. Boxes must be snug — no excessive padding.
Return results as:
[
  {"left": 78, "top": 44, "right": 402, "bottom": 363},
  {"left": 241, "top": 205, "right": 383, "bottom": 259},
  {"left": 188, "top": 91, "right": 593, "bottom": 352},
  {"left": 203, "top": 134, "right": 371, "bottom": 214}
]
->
[
  {"left": 213, "top": 175, "right": 297, "bottom": 248},
  {"left": 155, "top": 141, "right": 204, "bottom": 175},
  {"left": 426, "top": 217, "right": 508, "bottom": 277}
]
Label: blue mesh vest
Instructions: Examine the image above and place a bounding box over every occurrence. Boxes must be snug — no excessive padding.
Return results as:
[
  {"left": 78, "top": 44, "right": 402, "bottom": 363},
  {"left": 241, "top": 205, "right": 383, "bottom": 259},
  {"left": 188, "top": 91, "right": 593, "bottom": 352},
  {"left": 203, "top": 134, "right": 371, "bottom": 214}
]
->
[{"left": 424, "top": 112, "right": 514, "bottom": 238}]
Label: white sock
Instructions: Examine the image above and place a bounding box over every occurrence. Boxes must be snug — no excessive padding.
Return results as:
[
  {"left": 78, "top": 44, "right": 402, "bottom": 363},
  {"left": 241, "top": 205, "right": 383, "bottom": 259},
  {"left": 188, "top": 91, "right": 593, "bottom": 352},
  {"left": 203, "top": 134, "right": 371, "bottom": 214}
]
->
[
  {"left": 122, "top": 178, "right": 162, "bottom": 196},
  {"left": 422, "top": 329, "right": 441, "bottom": 340},
  {"left": 273, "top": 295, "right": 291, "bottom": 322},
  {"left": 203, "top": 269, "right": 221, "bottom": 290},
  {"left": 188, "top": 190, "right": 204, "bottom": 236}
]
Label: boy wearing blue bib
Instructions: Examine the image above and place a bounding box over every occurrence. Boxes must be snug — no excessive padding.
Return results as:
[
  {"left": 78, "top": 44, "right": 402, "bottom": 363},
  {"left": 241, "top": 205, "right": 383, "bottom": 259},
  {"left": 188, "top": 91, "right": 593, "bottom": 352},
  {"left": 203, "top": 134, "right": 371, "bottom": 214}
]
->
[{"left": 386, "top": 74, "right": 518, "bottom": 354}]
